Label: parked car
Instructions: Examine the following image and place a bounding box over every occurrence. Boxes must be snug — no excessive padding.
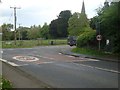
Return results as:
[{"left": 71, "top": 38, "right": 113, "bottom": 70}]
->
[{"left": 67, "top": 36, "right": 77, "bottom": 46}]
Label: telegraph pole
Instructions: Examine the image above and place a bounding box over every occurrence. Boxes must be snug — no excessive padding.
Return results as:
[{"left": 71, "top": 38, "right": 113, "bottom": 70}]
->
[
  {"left": 19, "top": 24, "right": 21, "bottom": 41},
  {"left": 10, "top": 6, "right": 21, "bottom": 45}
]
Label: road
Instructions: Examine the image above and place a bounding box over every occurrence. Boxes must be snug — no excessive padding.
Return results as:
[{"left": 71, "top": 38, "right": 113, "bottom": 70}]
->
[{"left": 1, "top": 45, "right": 119, "bottom": 88}]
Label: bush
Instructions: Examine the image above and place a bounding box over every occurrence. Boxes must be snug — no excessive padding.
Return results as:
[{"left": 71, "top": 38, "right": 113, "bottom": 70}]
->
[
  {"left": 0, "top": 76, "right": 12, "bottom": 89},
  {"left": 77, "top": 27, "right": 96, "bottom": 48},
  {"left": 2, "top": 78, "right": 12, "bottom": 89}
]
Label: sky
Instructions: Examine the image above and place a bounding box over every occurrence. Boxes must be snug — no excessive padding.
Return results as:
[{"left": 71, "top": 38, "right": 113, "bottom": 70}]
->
[{"left": 0, "top": 0, "right": 106, "bottom": 27}]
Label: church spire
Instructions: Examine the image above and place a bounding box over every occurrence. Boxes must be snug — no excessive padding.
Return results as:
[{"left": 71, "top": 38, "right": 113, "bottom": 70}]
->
[{"left": 81, "top": 0, "right": 85, "bottom": 14}]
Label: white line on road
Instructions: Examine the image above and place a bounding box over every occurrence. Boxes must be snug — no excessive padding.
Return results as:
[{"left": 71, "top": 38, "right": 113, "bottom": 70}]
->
[
  {"left": 73, "top": 59, "right": 100, "bottom": 62},
  {"left": 58, "top": 53, "right": 62, "bottom": 55},
  {"left": 0, "top": 58, "right": 28, "bottom": 67},
  {"left": 42, "top": 62, "right": 54, "bottom": 64},
  {"left": 67, "top": 56, "right": 75, "bottom": 58},
  {"left": 88, "top": 59, "right": 100, "bottom": 61},
  {"left": 78, "top": 63, "right": 120, "bottom": 74},
  {"left": 0, "top": 51, "right": 3, "bottom": 53},
  {"left": 36, "top": 55, "right": 55, "bottom": 60}
]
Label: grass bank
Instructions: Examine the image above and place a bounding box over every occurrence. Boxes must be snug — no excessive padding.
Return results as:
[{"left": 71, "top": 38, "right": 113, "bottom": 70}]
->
[
  {"left": 72, "top": 47, "right": 119, "bottom": 60},
  {"left": 1, "top": 39, "right": 67, "bottom": 48}
]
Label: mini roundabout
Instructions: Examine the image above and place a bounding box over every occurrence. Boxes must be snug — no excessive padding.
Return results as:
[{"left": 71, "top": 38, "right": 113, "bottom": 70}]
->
[{"left": 13, "top": 55, "right": 39, "bottom": 62}]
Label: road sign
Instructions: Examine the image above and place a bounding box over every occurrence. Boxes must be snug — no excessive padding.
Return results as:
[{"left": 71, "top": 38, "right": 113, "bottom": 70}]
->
[
  {"left": 96, "top": 35, "right": 102, "bottom": 41},
  {"left": 106, "top": 39, "right": 109, "bottom": 45}
]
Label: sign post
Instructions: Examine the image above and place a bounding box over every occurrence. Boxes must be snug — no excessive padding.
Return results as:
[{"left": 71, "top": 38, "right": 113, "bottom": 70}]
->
[{"left": 96, "top": 35, "right": 102, "bottom": 51}]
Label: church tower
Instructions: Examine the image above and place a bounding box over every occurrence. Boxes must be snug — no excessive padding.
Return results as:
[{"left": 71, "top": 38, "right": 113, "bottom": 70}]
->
[{"left": 81, "top": 0, "right": 86, "bottom": 14}]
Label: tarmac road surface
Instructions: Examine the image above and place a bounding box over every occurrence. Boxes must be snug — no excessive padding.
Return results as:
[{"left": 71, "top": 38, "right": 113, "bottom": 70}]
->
[{"left": 1, "top": 45, "right": 119, "bottom": 88}]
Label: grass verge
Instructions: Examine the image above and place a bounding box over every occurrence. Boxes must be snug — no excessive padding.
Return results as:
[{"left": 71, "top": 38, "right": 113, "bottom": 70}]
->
[
  {"left": 1, "top": 39, "right": 67, "bottom": 48},
  {"left": 72, "top": 47, "right": 119, "bottom": 60}
]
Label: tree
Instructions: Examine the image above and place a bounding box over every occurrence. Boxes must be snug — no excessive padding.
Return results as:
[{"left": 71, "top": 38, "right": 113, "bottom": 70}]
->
[
  {"left": 57, "top": 18, "right": 68, "bottom": 37},
  {"left": 77, "top": 27, "right": 96, "bottom": 48},
  {"left": 1, "top": 23, "right": 13, "bottom": 40},
  {"left": 58, "top": 10, "right": 72, "bottom": 37},
  {"left": 49, "top": 10, "right": 72, "bottom": 38},
  {"left": 68, "top": 12, "right": 81, "bottom": 36},
  {"left": 58, "top": 10, "right": 72, "bottom": 21},
  {"left": 79, "top": 13, "right": 89, "bottom": 28},
  {"left": 40, "top": 23, "right": 49, "bottom": 39},
  {"left": 16, "top": 27, "right": 30, "bottom": 40},
  {"left": 68, "top": 12, "right": 89, "bottom": 36},
  {"left": 49, "top": 19, "right": 58, "bottom": 38},
  {"left": 90, "top": 16, "right": 98, "bottom": 30},
  {"left": 27, "top": 26, "right": 40, "bottom": 40}
]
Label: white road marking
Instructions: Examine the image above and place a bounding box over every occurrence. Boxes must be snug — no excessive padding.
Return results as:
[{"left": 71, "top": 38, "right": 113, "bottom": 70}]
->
[
  {"left": 0, "top": 59, "right": 7, "bottom": 62},
  {"left": 42, "top": 62, "right": 54, "bottom": 64},
  {"left": 13, "top": 56, "right": 39, "bottom": 62},
  {"left": 73, "top": 59, "right": 99, "bottom": 62},
  {"left": 58, "top": 53, "right": 62, "bottom": 55},
  {"left": 0, "top": 51, "right": 3, "bottom": 53},
  {"left": 0, "top": 58, "right": 28, "bottom": 67},
  {"left": 87, "top": 59, "right": 100, "bottom": 61},
  {"left": 67, "top": 56, "right": 75, "bottom": 58},
  {"left": 35, "top": 55, "right": 55, "bottom": 60},
  {"left": 78, "top": 63, "right": 120, "bottom": 74},
  {"left": 7, "top": 62, "right": 21, "bottom": 66}
]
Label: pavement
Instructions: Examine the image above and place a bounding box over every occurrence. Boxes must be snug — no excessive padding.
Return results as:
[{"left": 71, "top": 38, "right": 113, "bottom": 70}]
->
[
  {"left": 2, "top": 61, "right": 51, "bottom": 88},
  {"left": 60, "top": 48, "right": 119, "bottom": 63}
]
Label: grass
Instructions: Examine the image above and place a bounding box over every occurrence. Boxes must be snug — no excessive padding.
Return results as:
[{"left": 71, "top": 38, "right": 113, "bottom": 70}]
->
[
  {"left": 72, "top": 47, "right": 118, "bottom": 60},
  {"left": 0, "top": 75, "right": 12, "bottom": 89},
  {"left": 1, "top": 39, "right": 67, "bottom": 48}
]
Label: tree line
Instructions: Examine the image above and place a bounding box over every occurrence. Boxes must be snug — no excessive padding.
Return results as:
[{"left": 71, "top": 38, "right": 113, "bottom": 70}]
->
[{"left": 1, "top": 10, "right": 72, "bottom": 41}]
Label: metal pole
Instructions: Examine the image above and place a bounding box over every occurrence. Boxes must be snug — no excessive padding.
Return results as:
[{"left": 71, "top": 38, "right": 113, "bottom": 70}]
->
[
  {"left": 99, "top": 22, "right": 100, "bottom": 50},
  {"left": 19, "top": 24, "right": 21, "bottom": 41},
  {"left": 14, "top": 8, "right": 17, "bottom": 45},
  {"left": 99, "top": 40, "right": 101, "bottom": 51}
]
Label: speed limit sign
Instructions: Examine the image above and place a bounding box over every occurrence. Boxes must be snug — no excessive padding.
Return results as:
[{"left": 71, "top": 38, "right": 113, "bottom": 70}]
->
[{"left": 96, "top": 35, "right": 102, "bottom": 41}]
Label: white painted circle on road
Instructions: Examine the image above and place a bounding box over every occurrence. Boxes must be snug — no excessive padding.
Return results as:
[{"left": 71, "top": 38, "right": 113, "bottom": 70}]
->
[{"left": 13, "top": 56, "right": 39, "bottom": 62}]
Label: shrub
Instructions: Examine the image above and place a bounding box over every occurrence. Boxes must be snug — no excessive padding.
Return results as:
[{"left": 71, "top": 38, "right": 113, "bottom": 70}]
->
[{"left": 77, "top": 27, "right": 96, "bottom": 48}]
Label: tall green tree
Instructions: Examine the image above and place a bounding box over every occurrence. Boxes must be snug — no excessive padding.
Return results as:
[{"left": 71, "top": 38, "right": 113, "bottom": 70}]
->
[
  {"left": 49, "top": 19, "right": 58, "bottom": 38},
  {"left": 68, "top": 12, "right": 81, "bottom": 36},
  {"left": 49, "top": 10, "right": 72, "bottom": 38},
  {"left": 16, "top": 26, "right": 30, "bottom": 40},
  {"left": 27, "top": 26, "right": 40, "bottom": 40},
  {"left": 90, "top": 16, "right": 98, "bottom": 30},
  {"left": 40, "top": 23, "right": 49, "bottom": 39},
  {"left": 58, "top": 10, "right": 72, "bottom": 21},
  {"left": 68, "top": 12, "right": 89, "bottom": 36}
]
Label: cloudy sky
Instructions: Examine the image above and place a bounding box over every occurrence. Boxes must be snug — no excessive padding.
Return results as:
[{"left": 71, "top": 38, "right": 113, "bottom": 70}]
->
[{"left": 0, "top": 0, "right": 105, "bottom": 27}]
